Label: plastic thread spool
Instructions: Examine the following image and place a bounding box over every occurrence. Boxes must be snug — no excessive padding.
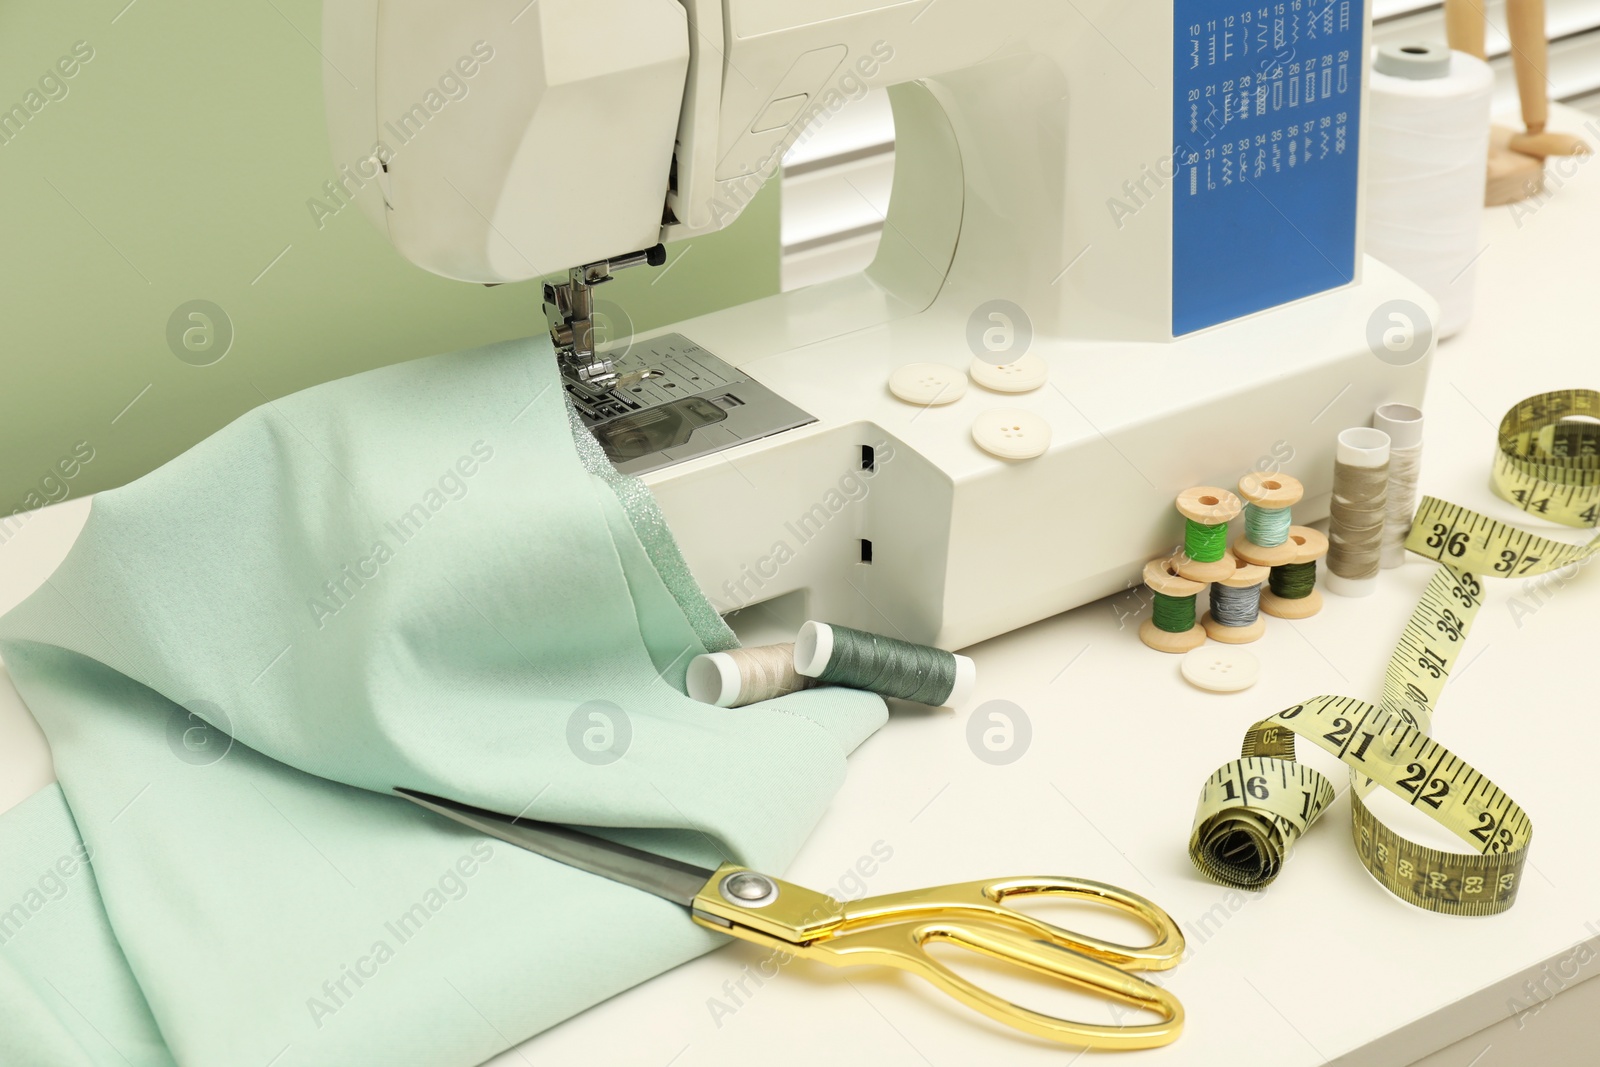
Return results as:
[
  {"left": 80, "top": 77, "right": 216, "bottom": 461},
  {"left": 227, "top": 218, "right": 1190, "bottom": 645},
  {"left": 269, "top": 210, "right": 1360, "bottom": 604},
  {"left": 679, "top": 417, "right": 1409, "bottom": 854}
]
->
[
  {"left": 1260, "top": 526, "right": 1330, "bottom": 619},
  {"left": 1201, "top": 552, "right": 1270, "bottom": 644},
  {"left": 1375, "top": 404, "right": 1424, "bottom": 570},
  {"left": 1324, "top": 427, "right": 1392, "bottom": 598},
  {"left": 1234, "top": 473, "right": 1305, "bottom": 567},
  {"left": 1175, "top": 486, "right": 1244, "bottom": 582},
  {"left": 1138, "top": 557, "right": 1207, "bottom": 653},
  {"left": 1367, "top": 42, "right": 1495, "bottom": 339},
  {"left": 794, "top": 621, "right": 976, "bottom": 707},
  {"left": 687, "top": 644, "right": 815, "bottom": 708}
]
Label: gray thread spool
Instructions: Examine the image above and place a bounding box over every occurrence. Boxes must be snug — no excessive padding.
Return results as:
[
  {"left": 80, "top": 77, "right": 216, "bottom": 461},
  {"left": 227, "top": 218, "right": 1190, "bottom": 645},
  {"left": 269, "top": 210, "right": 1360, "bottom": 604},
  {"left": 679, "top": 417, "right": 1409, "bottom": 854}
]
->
[
  {"left": 794, "top": 621, "right": 976, "bottom": 707},
  {"left": 1201, "top": 553, "right": 1270, "bottom": 642},
  {"left": 686, "top": 644, "right": 815, "bottom": 708},
  {"left": 1325, "top": 427, "right": 1392, "bottom": 597},
  {"left": 1375, "top": 404, "right": 1424, "bottom": 569},
  {"left": 1209, "top": 581, "right": 1261, "bottom": 626}
]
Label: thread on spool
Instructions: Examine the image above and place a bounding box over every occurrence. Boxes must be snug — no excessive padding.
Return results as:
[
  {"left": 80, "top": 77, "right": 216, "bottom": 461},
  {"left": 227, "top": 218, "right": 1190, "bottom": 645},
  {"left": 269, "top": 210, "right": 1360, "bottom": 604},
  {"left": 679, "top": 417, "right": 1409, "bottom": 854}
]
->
[
  {"left": 1328, "top": 461, "right": 1390, "bottom": 582},
  {"left": 1382, "top": 446, "right": 1421, "bottom": 564},
  {"left": 1366, "top": 45, "right": 1495, "bottom": 338},
  {"left": 1269, "top": 561, "right": 1318, "bottom": 599},
  {"left": 803, "top": 624, "right": 959, "bottom": 706},
  {"left": 1183, "top": 519, "right": 1230, "bottom": 563},
  {"left": 1376, "top": 404, "right": 1425, "bottom": 569},
  {"left": 688, "top": 644, "right": 814, "bottom": 708},
  {"left": 1209, "top": 582, "right": 1262, "bottom": 627},
  {"left": 1152, "top": 592, "right": 1199, "bottom": 634},
  {"left": 1244, "top": 504, "right": 1292, "bottom": 548}
]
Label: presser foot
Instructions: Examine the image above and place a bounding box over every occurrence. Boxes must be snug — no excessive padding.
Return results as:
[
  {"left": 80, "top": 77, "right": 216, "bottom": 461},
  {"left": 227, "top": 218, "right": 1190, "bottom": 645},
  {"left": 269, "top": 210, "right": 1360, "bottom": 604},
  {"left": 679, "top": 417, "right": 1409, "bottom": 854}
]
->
[{"left": 565, "top": 333, "right": 814, "bottom": 476}]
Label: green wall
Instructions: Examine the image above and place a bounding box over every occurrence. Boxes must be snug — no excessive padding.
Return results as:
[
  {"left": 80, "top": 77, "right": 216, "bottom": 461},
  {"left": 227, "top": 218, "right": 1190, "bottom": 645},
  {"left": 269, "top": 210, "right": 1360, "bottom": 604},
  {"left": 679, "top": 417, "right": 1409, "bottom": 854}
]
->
[{"left": 0, "top": 1, "right": 778, "bottom": 516}]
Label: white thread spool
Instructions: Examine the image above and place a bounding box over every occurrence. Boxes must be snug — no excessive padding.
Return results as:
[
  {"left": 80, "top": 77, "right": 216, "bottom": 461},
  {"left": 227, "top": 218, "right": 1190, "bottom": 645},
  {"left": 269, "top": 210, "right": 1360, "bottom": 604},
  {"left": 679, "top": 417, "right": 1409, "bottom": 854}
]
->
[
  {"left": 1324, "top": 427, "right": 1392, "bottom": 598},
  {"left": 1375, "top": 403, "right": 1424, "bottom": 569},
  {"left": 1365, "top": 43, "right": 1494, "bottom": 339}
]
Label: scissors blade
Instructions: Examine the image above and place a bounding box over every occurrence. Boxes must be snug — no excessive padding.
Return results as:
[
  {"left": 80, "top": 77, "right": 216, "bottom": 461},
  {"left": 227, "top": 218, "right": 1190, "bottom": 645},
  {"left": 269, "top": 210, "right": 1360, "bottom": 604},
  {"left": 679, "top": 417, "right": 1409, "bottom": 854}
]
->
[{"left": 394, "top": 788, "right": 714, "bottom": 907}]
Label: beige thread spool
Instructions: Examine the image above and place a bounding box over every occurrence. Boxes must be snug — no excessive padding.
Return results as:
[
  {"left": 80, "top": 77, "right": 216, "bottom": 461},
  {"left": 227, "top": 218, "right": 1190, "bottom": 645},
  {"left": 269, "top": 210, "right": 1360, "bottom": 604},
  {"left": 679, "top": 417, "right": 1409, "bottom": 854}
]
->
[
  {"left": 1138, "top": 557, "right": 1208, "bottom": 654},
  {"left": 1324, "top": 427, "right": 1392, "bottom": 598},
  {"left": 1175, "top": 486, "right": 1245, "bottom": 582},
  {"left": 1235, "top": 473, "right": 1305, "bottom": 567},
  {"left": 1260, "top": 526, "right": 1330, "bottom": 619},
  {"left": 1375, "top": 404, "right": 1424, "bottom": 569},
  {"left": 1201, "top": 552, "right": 1270, "bottom": 644},
  {"left": 686, "top": 644, "right": 816, "bottom": 708}
]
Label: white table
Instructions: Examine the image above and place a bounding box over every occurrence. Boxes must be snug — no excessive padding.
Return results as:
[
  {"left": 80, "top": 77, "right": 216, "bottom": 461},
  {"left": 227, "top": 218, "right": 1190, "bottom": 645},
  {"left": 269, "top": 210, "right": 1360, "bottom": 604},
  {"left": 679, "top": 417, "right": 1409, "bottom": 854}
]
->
[{"left": 4, "top": 105, "right": 1598, "bottom": 1067}]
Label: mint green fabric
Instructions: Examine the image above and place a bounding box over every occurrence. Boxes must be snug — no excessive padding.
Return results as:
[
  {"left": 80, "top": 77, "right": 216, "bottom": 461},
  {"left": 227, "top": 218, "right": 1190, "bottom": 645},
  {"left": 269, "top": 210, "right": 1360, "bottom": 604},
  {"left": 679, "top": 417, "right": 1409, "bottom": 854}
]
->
[{"left": 0, "top": 337, "right": 886, "bottom": 1066}]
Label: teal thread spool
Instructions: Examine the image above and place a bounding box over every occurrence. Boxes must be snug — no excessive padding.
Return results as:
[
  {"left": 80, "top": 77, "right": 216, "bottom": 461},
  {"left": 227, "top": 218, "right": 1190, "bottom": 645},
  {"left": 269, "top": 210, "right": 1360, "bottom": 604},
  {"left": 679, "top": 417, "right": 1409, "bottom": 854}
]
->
[
  {"left": 1244, "top": 504, "right": 1292, "bottom": 546},
  {"left": 1176, "top": 486, "right": 1243, "bottom": 582},
  {"left": 1260, "top": 526, "right": 1329, "bottom": 620},
  {"left": 1236, "top": 473, "right": 1305, "bottom": 568},
  {"left": 794, "top": 621, "right": 976, "bottom": 707},
  {"left": 1139, "top": 557, "right": 1207, "bottom": 653}
]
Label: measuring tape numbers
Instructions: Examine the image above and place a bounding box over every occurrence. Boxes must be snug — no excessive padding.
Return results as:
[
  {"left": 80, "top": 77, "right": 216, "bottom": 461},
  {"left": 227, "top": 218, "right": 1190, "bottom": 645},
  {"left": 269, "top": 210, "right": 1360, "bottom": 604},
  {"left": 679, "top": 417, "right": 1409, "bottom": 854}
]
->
[
  {"left": 1189, "top": 391, "right": 1599, "bottom": 916},
  {"left": 1489, "top": 388, "right": 1600, "bottom": 530}
]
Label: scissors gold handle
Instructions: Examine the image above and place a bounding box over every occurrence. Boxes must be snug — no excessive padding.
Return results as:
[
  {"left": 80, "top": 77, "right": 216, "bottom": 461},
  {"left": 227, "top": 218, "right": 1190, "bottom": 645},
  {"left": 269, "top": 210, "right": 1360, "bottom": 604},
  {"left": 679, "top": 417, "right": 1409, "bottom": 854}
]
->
[
  {"left": 692, "top": 867, "right": 1184, "bottom": 1050},
  {"left": 394, "top": 789, "right": 1184, "bottom": 1050}
]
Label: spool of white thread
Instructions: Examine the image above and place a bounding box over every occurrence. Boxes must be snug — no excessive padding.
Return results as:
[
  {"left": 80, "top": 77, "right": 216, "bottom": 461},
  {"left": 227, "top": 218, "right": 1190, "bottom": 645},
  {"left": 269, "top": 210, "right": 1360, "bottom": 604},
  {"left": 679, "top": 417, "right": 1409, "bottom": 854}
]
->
[
  {"left": 1375, "top": 403, "right": 1425, "bottom": 569},
  {"left": 1365, "top": 42, "right": 1494, "bottom": 339},
  {"left": 1323, "top": 427, "right": 1392, "bottom": 599}
]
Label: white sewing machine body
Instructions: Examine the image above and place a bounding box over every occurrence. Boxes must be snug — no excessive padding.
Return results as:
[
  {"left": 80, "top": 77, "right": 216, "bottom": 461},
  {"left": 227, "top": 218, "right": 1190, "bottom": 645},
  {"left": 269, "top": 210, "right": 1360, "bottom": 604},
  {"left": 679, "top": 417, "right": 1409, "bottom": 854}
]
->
[{"left": 324, "top": 0, "right": 1433, "bottom": 649}]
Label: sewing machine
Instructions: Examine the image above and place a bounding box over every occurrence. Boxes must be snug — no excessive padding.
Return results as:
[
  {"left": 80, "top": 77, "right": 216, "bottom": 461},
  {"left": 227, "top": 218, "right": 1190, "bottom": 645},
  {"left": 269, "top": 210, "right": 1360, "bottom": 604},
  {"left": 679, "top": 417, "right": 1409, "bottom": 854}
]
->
[{"left": 323, "top": 0, "right": 1433, "bottom": 649}]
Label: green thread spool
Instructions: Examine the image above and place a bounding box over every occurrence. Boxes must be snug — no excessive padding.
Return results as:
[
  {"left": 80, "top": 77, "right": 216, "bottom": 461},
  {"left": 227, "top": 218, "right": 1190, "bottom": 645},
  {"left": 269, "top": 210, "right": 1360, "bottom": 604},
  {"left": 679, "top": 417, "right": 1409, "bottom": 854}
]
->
[
  {"left": 1269, "top": 561, "right": 1318, "bottom": 600},
  {"left": 794, "top": 621, "right": 976, "bottom": 707},
  {"left": 1183, "top": 519, "right": 1230, "bottom": 563},
  {"left": 1258, "top": 526, "right": 1327, "bottom": 621},
  {"left": 1175, "top": 487, "right": 1243, "bottom": 582},
  {"left": 1151, "top": 592, "right": 1199, "bottom": 633},
  {"left": 1244, "top": 504, "right": 1292, "bottom": 547},
  {"left": 1141, "top": 555, "right": 1207, "bottom": 652}
]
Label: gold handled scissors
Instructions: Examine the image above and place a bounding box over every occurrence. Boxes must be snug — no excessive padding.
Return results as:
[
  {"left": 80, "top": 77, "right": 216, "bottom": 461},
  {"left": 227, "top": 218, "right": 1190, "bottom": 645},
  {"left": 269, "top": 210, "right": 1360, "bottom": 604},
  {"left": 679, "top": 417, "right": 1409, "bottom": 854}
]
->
[{"left": 396, "top": 788, "right": 1185, "bottom": 1050}]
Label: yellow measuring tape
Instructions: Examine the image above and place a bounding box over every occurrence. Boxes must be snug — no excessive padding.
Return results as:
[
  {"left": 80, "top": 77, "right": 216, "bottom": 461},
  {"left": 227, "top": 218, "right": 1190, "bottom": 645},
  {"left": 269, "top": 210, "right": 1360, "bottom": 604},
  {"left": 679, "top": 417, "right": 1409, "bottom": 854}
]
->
[
  {"left": 1189, "top": 390, "right": 1599, "bottom": 916},
  {"left": 1489, "top": 388, "right": 1600, "bottom": 529}
]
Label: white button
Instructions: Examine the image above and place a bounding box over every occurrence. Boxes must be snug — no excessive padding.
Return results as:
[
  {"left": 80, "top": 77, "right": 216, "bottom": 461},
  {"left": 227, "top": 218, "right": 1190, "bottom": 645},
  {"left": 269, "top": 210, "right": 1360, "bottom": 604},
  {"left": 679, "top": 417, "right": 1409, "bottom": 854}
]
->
[
  {"left": 970, "top": 353, "right": 1048, "bottom": 393},
  {"left": 889, "top": 363, "right": 967, "bottom": 406},
  {"left": 1181, "top": 646, "right": 1260, "bottom": 693},
  {"left": 971, "top": 409, "right": 1051, "bottom": 460}
]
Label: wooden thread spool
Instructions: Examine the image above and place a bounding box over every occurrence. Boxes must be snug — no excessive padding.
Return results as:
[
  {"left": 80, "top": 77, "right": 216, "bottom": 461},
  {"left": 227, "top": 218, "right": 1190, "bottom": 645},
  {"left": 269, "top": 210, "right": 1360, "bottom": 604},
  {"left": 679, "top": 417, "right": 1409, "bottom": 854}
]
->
[
  {"left": 1138, "top": 556, "right": 1208, "bottom": 653},
  {"left": 1260, "top": 526, "right": 1330, "bottom": 619},
  {"left": 1201, "top": 551, "right": 1270, "bottom": 644},
  {"left": 1175, "top": 485, "right": 1244, "bottom": 582},
  {"left": 1234, "top": 472, "right": 1305, "bottom": 567}
]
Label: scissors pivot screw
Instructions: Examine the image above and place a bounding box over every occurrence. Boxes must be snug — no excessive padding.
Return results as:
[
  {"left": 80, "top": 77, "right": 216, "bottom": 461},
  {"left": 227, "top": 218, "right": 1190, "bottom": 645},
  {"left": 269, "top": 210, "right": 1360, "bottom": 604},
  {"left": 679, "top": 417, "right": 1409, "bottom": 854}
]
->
[{"left": 719, "top": 871, "right": 779, "bottom": 908}]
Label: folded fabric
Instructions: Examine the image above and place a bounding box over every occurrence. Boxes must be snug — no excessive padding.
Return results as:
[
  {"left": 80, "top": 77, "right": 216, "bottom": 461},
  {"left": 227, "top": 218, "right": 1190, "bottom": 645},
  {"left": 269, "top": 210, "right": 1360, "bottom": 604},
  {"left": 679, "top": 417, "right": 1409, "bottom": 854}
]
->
[{"left": 0, "top": 336, "right": 886, "bottom": 1066}]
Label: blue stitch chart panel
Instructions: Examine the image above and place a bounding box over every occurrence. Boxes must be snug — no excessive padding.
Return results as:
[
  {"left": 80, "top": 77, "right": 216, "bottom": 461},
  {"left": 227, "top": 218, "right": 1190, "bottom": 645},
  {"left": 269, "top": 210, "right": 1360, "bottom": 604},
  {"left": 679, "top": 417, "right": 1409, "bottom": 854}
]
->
[{"left": 1171, "top": 0, "right": 1362, "bottom": 335}]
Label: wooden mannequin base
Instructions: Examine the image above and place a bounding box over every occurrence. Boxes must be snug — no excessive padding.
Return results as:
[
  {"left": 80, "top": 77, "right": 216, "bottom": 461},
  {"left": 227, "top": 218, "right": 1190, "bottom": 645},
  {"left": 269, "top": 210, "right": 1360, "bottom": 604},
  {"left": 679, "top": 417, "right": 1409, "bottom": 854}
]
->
[{"left": 1486, "top": 126, "right": 1546, "bottom": 206}]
